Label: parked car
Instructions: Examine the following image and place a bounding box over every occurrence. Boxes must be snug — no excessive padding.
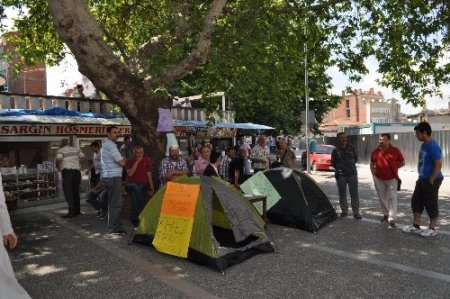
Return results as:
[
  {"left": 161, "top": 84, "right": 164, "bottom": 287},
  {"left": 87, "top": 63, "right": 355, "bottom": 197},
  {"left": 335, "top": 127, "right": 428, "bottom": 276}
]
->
[{"left": 301, "top": 145, "right": 335, "bottom": 171}]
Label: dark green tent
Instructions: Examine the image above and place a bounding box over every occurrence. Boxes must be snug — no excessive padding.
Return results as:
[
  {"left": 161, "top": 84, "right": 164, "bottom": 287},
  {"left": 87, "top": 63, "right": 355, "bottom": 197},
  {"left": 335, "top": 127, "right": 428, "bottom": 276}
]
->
[
  {"left": 132, "top": 175, "right": 274, "bottom": 270},
  {"left": 264, "top": 168, "right": 337, "bottom": 232}
]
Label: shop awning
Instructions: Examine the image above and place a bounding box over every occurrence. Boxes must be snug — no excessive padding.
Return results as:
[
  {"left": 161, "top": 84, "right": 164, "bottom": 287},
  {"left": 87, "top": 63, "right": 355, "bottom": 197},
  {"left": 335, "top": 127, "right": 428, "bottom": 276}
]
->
[{"left": 215, "top": 122, "right": 274, "bottom": 130}]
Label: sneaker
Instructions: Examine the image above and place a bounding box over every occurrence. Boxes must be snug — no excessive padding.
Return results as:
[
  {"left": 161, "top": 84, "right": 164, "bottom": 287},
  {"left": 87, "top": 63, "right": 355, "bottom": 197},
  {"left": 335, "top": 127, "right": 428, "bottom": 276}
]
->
[
  {"left": 381, "top": 215, "right": 389, "bottom": 222},
  {"left": 388, "top": 220, "right": 395, "bottom": 227},
  {"left": 420, "top": 228, "right": 437, "bottom": 237},
  {"left": 110, "top": 229, "right": 127, "bottom": 235},
  {"left": 354, "top": 214, "right": 362, "bottom": 220},
  {"left": 98, "top": 212, "right": 107, "bottom": 220},
  {"left": 403, "top": 225, "right": 422, "bottom": 234},
  {"left": 95, "top": 210, "right": 103, "bottom": 218},
  {"left": 340, "top": 212, "right": 348, "bottom": 217}
]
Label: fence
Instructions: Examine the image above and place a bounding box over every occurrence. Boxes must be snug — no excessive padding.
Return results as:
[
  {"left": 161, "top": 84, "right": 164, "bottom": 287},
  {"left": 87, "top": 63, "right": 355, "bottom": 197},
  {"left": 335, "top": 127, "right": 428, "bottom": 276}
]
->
[{"left": 323, "top": 131, "right": 450, "bottom": 175}]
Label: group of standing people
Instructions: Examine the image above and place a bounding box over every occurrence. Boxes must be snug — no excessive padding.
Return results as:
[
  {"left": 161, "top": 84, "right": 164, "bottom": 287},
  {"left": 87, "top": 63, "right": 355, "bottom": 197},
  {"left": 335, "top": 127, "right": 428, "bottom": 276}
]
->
[
  {"left": 58, "top": 126, "right": 154, "bottom": 234},
  {"left": 331, "top": 121, "right": 443, "bottom": 237}
]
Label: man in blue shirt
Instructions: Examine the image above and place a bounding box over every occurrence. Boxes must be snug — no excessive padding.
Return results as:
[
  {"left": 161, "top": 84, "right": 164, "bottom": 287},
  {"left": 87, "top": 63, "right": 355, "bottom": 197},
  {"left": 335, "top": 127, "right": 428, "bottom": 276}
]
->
[
  {"left": 101, "top": 126, "right": 127, "bottom": 234},
  {"left": 404, "top": 122, "right": 444, "bottom": 237}
]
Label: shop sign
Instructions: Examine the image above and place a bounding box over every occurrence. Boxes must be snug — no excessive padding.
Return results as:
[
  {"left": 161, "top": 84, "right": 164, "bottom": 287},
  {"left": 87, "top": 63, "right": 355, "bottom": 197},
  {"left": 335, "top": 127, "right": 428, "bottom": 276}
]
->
[
  {"left": 0, "top": 124, "right": 132, "bottom": 136},
  {"left": 174, "top": 126, "right": 236, "bottom": 137}
]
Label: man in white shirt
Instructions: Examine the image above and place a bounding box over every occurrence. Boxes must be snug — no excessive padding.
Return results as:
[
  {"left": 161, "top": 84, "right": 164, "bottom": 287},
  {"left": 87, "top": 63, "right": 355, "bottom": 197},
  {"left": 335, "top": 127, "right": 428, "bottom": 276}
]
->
[
  {"left": 56, "top": 138, "right": 85, "bottom": 218},
  {"left": 251, "top": 135, "right": 271, "bottom": 173}
]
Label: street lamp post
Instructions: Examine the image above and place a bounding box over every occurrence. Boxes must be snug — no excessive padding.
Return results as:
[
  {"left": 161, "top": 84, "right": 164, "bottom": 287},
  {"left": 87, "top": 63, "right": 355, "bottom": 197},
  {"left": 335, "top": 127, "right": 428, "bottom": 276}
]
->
[{"left": 304, "top": 24, "right": 311, "bottom": 174}]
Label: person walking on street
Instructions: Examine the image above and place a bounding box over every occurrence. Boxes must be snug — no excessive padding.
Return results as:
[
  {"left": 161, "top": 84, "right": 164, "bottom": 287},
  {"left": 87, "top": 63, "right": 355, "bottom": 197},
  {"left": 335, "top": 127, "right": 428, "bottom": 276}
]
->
[
  {"left": 403, "top": 122, "right": 444, "bottom": 237},
  {"left": 56, "top": 138, "right": 85, "bottom": 218},
  {"left": 331, "top": 132, "right": 362, "bottom": 219},
  {"left": 370, "top": 133, "right": 405, "bottom": 227},
  {"left": 125, "top": 145, "right": 154, "bottom": 227},
  {"left": 101, "top": 126, "right": 127, "bottom": 234},
  {"left": 0, "top": 175, "right": 31, "bottom": 299}
]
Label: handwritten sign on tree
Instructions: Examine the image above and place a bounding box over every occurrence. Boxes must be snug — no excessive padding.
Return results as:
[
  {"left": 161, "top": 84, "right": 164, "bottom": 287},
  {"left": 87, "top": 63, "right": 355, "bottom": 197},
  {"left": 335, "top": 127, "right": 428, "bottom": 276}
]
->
[
  {"left": 156, "top": 108, "right": 174, "bottom": 132},
  {"left": 152, "top": 182, "right": 200, "bottom": 258}
]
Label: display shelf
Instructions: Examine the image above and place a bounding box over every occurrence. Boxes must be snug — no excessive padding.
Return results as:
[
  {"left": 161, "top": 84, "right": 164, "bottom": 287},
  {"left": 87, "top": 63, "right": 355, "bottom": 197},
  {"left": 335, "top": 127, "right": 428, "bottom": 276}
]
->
[{"left": 1, "top": 169, "right": 57, "bottom": 209}]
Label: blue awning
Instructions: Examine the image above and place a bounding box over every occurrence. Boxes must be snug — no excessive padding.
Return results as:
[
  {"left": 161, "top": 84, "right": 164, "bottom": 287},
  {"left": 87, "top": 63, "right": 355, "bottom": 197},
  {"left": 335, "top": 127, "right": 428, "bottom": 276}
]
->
[{"left": 215, "top": 122, "right": 274, "bottom": 130}]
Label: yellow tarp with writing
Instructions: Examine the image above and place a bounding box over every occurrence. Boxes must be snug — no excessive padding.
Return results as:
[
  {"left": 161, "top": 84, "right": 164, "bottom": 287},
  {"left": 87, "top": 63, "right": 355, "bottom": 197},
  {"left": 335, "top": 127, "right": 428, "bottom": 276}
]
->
[{"left": 152, "top": 182, "right": 200, "bottom": 258}]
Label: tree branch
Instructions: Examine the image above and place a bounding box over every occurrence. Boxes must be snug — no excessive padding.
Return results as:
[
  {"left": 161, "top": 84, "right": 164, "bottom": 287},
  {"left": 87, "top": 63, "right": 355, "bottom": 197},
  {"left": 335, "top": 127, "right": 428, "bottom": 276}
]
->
[
  {"left": 144, "top": 0, "right": 227, "bottom": 88},
  {"left": 47, "top": 0, "right": 147, "bottom": 123}
]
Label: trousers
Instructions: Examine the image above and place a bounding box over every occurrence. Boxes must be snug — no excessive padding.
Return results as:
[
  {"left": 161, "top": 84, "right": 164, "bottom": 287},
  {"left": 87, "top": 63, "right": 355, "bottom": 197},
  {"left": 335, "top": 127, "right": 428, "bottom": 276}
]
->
[
  {"left": 62, "top": 169, "right": 82, "bottom": 215},
  {"left": 336, "top": 175, "right": 359, "bottom": 214},
  {"left": 373, "top": 176, "right": 398, "bottom": 221}
]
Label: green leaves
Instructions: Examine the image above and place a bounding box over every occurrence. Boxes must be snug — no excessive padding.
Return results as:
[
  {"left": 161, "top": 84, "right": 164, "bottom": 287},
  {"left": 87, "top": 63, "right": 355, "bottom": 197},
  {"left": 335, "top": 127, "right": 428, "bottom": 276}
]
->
[{"left": 1, "top": 0, "right": 448, "bottom": 133}]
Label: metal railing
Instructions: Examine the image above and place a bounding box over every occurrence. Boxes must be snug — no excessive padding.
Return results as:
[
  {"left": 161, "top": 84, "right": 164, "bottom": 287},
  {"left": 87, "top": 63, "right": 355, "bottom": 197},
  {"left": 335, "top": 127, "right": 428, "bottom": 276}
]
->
[{"left": 0, "top": 92, "right": 235, "bottom": 123}]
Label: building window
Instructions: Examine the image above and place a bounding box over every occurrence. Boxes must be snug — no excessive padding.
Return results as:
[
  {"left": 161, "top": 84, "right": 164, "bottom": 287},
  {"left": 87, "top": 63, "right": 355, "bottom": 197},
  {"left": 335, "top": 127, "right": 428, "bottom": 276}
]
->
[
  {"left": 9, "top": 96, "right": 15, "bottom": 109},
  {"left": 346, "top": 109, "right": 350, "bottom": 118},
  {"left": 345, "top": 99, "right": 350, "bottom": 108}
]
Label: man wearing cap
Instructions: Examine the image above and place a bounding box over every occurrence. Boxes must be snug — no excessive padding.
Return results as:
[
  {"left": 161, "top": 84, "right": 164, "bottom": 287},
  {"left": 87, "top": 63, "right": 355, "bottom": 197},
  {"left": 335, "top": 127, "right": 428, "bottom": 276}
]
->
[
  {"left": 56, "top": 138, "right": 85, "bottom": 218},
  {"left": 403, "top": 121, "right": 444, "bottom": 237}
]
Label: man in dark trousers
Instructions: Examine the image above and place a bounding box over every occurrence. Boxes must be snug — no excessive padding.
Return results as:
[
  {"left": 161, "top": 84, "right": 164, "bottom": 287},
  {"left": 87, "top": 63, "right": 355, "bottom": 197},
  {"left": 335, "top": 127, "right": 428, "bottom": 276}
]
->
[
  {"left": 403, "top": 122, "right": 444, "bottom": 237},
  {"left": 331, "top": 132, "right": 362, "bottom": 219},
  {"left": 125, "top": 145, "right": 154, "bottom": 227},
  {"left": 56, "top": 138, "right": 85, "bottom": 218}
]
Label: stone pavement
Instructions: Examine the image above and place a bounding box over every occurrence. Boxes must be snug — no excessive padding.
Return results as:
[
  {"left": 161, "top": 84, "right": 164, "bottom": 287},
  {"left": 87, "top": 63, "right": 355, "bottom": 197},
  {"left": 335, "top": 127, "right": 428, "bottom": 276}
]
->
[{"left": 6, "top": 164, "right": 450, "bottom": 299}]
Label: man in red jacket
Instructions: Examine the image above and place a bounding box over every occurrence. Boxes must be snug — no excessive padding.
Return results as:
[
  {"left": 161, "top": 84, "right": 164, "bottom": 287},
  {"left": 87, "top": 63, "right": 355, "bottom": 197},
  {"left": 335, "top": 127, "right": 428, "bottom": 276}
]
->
[{"left": 370, "top": 133, "right": 405, "bottom": 227}]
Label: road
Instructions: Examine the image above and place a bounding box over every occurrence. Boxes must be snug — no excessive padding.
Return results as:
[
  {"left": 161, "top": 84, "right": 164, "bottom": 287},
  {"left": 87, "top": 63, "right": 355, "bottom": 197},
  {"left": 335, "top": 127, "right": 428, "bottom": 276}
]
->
[{"left": 7, "top": 164, "right": 450, "bottom": 298}]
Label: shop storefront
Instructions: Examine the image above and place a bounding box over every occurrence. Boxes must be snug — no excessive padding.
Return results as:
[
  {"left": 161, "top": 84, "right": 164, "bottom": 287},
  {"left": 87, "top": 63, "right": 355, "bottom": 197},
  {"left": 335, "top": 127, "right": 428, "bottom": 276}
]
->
[{"left": 0, "top": 114, "right": 131, "bottom": 209}]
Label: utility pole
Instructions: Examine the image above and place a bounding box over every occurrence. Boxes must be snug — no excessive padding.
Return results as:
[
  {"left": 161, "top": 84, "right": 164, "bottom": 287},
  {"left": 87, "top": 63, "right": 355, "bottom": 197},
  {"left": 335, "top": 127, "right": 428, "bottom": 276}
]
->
[{"left": 304, "top": 21, "right": 311, "bottom": 174}]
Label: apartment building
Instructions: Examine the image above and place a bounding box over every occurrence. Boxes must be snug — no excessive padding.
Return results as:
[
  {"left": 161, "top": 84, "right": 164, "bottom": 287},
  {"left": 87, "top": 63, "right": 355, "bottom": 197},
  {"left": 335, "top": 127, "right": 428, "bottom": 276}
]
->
[
  {"left": 319, "top": 88, "right": 401, "bottom": 135},
  {"left": 0, "top": 34, "right": 47, "bottom": 95}
]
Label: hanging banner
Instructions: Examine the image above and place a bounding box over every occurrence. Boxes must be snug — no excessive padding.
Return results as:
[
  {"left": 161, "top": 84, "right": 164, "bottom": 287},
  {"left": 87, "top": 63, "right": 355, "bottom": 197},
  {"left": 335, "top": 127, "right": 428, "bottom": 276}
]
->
[
  {"left": 156, "top": 108, "right": 174, "bottom": 132},
  {"left": 153, "top": 182, "right": 200, "bottom": 258}
]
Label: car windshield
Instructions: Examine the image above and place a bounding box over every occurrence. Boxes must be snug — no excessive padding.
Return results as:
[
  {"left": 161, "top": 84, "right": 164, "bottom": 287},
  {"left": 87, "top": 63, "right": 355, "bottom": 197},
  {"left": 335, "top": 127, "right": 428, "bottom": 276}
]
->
[{"left": 315, "top": 146, "right": 334, "bottom": 154}]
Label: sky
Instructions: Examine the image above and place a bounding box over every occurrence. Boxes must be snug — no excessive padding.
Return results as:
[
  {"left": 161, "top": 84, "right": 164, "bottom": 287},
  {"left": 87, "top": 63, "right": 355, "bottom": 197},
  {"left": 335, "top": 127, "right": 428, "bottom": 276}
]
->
[{"left": 47, "top": 55, "right": 450, "bottom": 115}]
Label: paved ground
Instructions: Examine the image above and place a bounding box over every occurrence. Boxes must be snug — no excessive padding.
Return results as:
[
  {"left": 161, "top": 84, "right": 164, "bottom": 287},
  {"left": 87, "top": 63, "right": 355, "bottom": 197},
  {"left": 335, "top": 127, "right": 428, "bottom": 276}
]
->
[{"left": 7, "top": 164, "right": 450, "bottom": 299}]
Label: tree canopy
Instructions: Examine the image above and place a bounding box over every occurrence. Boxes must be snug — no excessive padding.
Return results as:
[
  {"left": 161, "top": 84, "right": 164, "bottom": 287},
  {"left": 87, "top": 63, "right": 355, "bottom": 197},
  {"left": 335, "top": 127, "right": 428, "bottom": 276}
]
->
[{"left": 1, "top": 0, "right": 449, "bottom": 136}]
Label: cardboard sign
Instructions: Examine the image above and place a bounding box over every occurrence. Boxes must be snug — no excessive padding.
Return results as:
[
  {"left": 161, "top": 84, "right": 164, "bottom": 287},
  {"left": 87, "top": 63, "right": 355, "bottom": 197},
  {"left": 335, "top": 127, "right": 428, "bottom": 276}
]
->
[
  {"left": 152, "top": 182, "right": 200, "bottom": 258},
  {"left": 240, "top": 171, "right": 281, "bottom": 214}
]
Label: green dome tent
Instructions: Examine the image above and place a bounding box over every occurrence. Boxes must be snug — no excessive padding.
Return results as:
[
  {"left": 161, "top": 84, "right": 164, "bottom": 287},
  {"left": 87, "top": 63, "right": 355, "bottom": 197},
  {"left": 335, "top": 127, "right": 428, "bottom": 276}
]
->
[{"left": 132, "top": 175, "right": 274, "bottom": 271}]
